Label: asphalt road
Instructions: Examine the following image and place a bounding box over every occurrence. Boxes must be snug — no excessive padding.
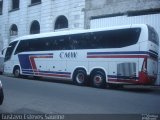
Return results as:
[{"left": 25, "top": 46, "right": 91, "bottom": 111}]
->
[{"left": 0, "top": 75, "right": 160, "bottom": 114}]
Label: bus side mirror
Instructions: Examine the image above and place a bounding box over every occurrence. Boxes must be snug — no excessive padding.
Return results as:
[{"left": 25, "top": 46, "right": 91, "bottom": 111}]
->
[
  {"left": 1, "top": 46, "right": 11, "bottom": 56},
  {"left": 1, "top": 49, "right": 5, "bottom": 55}
]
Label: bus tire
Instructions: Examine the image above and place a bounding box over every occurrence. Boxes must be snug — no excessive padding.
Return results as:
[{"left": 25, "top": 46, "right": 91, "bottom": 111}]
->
[
  {"left": 91, "top": 71, "right": 106, "bottom": 89},
  {"left": 73, "top": 69, "right": 88, "bottom": 86},
  {"left": 0, "top": 88, "right": 4, "bottom": 105},
  {"left": 13, "top": 66, "right": 21, "bottom": 78},
  {"left": 0, "top": 72, "right": 2, "bottom": 75}
]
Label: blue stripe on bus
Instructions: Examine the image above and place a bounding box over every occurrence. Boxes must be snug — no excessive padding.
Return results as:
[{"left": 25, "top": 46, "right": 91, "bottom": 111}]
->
[
  {"left": 18, "top": 53, "right": 53, "bottom": 70},
  {"left": 149, "top": 50, "right": 158, "bottom": 56},
  {"left": 87, "top": 51, "right": 148, "bottom": 55},
  {"left": 22, "top": 70, "right": 71, "bottom": 78},
  {"left": 22, "top": 69, "right": 71, "bottom": 75},
  {"left": 18, "top": 53, "right": 71, "bottom": 78},
  {"left": 18, "top": 53, "right": 53, "bottom": 71}
]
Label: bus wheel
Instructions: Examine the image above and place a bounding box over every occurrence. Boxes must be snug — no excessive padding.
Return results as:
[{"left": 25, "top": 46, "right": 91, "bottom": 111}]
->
[
  {"left": 13, "top": 67, "right": 21, "bottom": 78},
  {"left": 91, "top": 71, "right": 106, "bottom": 88},
  {"left": 73, "top": 70, "right": 88, "bottom": 86}
]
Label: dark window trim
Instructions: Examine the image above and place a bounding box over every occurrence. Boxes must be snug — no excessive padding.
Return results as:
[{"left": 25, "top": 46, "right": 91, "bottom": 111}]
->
[
  {"left": 9, "top": 0, "right": 20, "bottom": 12},
  {"left": 0, "top": 1, "right": 3, "bottom": 15},
  {"left": 9, "top": 8, "right": 20, "bottom": 12},
  {"left": 28, "top": 1, "right": 41, "bottom": 7},
  {"left": 127, "top": 8, "right": 160, "bottom": 16},
  {"left": 91, "top": 13, "right": 124, "bottom": 20},
  {"left": 91, "top": 8, "right": 160, "bottom": 20}
]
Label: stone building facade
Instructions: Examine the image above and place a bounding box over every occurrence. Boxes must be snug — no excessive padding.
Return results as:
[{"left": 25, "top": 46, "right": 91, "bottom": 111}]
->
[
  {"left": 1, "top": 0, "right": 160, "bottom": 49},
  {"left": 0, "top": 0, "right": 85, "bottom": 50},
  {"left": 85, "top": 0, "right": 160, "bottom": 28}
]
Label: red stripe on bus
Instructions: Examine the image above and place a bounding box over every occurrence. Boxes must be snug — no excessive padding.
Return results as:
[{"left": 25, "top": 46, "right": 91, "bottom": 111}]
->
[{"left": 29, "top": 55, "right": 53, "bottom": 75}]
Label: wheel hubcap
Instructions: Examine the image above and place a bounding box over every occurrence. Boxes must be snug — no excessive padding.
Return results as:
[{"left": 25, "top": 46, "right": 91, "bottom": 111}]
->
[
  {"left": 15, "top": 69, "right": 19, "bottom": 77},
  {"left": 76, "top": 73, "right": 85, "bottom": 84},
  {"left": 94, "top": 75, "right": 102, "bottom": 85}
]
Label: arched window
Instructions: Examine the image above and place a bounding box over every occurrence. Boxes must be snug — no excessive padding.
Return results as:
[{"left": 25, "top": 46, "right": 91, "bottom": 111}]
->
[
  {"left": 12, "top": 0, "right": 19, "bottom": 10},
  {"left": 30, "top": 20, "right": 40, "bottom": 34},
  {"left": 55, "top": 15, "right": 68, "bottom": 30},
  {"left": 10, "top": 24, "right": 18, "bottom": 36}
]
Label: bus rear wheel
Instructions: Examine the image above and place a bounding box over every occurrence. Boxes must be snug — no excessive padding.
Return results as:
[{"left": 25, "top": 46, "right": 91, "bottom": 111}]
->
[
  {"left": 73, "top": 70, "right": 88, "bottom": 86},
  {"left": 91, "top": 71, "right": 106, "bottom": 88},
  {"left": 13, "top": 67, "right": 21, "bottom": 78}
]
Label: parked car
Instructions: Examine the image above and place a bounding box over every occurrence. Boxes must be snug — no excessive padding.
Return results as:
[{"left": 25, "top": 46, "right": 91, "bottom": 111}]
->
[
  {"left": 0, "top": 80, "right": 4, "bottom": 105},
  {"left": 0, "top": 55, "right": 4, "bottom": 75}
]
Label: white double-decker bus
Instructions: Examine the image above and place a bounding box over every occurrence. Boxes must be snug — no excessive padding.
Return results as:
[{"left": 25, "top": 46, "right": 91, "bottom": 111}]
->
[{"left": 3, "top": 24, "right": 159, "bottom": 88}]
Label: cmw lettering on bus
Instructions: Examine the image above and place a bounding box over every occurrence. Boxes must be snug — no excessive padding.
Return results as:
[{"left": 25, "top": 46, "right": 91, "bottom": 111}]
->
[{"left": 59, "top": 52, "right": 78, "bottom": 59}]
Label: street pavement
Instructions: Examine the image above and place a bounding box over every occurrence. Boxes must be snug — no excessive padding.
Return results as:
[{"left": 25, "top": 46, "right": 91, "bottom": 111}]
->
[{"left": 0, "top": 75, "right": 160, "bottom": 114}]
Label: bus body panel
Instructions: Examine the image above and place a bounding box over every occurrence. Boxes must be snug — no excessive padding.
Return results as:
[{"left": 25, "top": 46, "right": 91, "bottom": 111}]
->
[
  {"left": 147, "top": 41, "right": 159, "bottom": 76},
  {"left": 3, "top": 24, "right": 159, "bottom": 86}
]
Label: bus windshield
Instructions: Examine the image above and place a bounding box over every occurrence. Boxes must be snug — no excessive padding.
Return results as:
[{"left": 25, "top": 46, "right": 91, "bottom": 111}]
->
[{"left": 4, "top": 41, "right": 18, "bottom": 62}]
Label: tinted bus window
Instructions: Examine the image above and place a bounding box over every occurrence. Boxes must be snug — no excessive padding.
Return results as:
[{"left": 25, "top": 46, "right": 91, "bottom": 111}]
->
[
  {"left": 53, "top": 35, "right": 70, "bottom": 50},
  {"left": 91, "top": 28, "right": 141, "bottom": 49},
  {"left": 71, "top": 33, "right": 91, "bottom": 49},
  {"left": 15, "top": 40, "right": 29, "bottom": 54},
  {"left": 71, "top": 28, "right": 141, "bottom": 50},
  {"left": 15, "top": 28, "right": 141, "bottom": 53}
]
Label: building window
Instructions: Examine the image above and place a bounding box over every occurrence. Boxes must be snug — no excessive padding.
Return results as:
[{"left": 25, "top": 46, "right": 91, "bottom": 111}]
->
[
  {"left": 12, "top": 0, "right": 19, "bottom": 10},
  {"left": 55, "top": 15, "right": 68, "bottom": 30},
  {"left": 0, "top": 0, "right": 3, "bottom": 15},
  {"left": 29, "top": 0, "right": 41, "bottom": 7},
  {"left": 10, "top": 24, "right": 18, "bottom": 36},
  {"left": 30, "top": 20, "right": 40, "bottom": 34},
  {"left": 31, "top": 0, "right": 41, "bottom": 4}
]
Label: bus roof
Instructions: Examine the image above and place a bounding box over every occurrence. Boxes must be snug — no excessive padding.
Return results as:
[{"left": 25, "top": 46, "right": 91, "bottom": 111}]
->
[{"left": 11, "top": 24, "right": 148, "bottom": 42}]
